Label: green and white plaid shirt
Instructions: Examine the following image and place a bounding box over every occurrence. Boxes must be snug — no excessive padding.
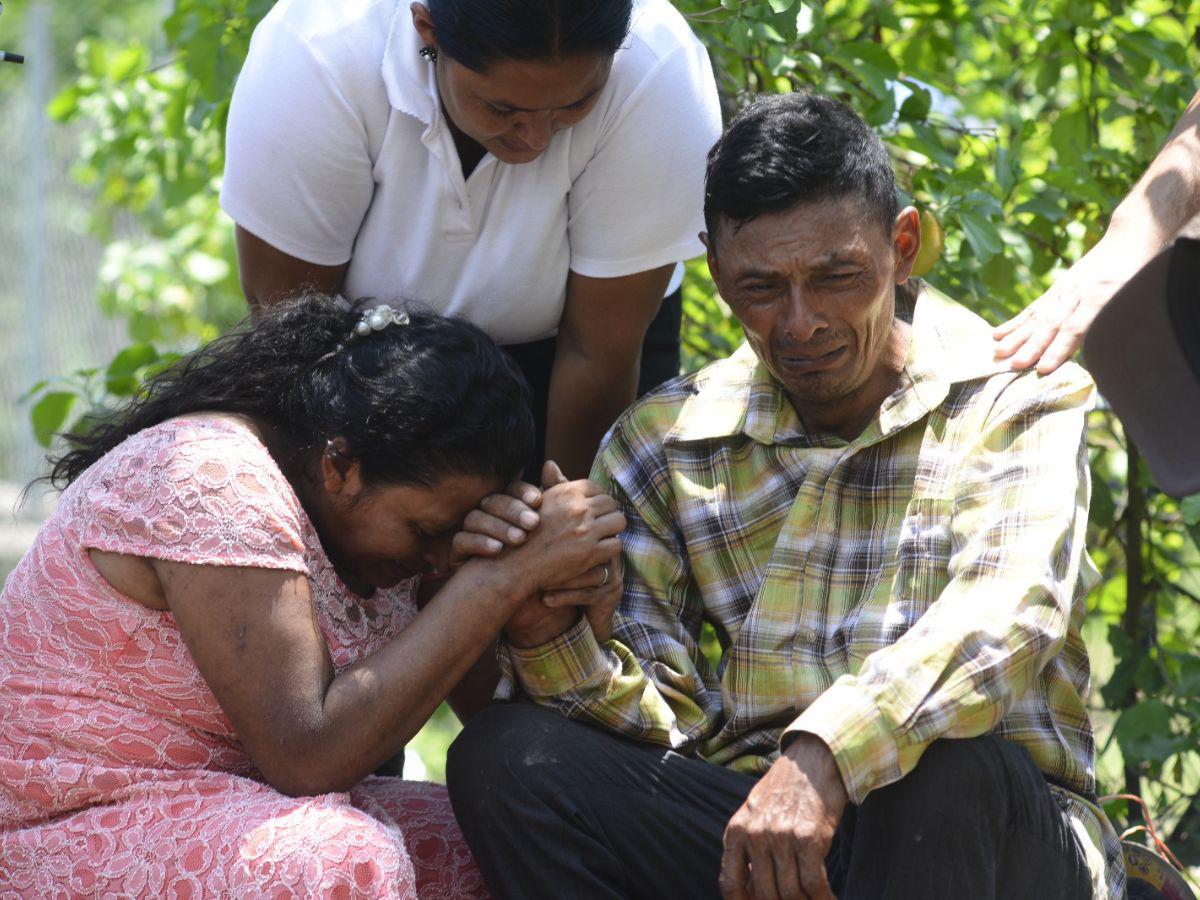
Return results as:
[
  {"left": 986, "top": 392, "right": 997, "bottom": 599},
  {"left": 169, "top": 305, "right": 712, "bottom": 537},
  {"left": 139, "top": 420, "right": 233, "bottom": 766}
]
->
[{"left": 500, "top": 284, "right": 1124, "bottom": 898}]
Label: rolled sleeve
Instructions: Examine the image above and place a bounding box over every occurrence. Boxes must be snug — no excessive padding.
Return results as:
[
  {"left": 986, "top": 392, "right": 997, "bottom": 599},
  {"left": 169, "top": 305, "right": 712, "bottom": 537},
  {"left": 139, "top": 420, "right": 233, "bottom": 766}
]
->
[
  {"left": 507, "top": 617, "right": 613, "bottom": 700},
  {"left": 785, "top": 679, "right": 901, "bottom": 805}
]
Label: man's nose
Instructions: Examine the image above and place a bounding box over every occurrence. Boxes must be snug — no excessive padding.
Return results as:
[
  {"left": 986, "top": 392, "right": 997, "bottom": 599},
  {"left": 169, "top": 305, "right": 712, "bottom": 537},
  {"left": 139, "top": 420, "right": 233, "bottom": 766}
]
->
[{"left": 783, "top": 289, "right": 829, "bottom": 343}]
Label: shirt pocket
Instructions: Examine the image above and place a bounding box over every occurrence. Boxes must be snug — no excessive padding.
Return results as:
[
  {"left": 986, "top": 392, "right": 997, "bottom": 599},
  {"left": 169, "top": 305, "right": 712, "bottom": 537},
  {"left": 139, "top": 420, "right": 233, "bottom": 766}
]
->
[{"left": 844, "top": 496, "right": 953, "bottom": 666}]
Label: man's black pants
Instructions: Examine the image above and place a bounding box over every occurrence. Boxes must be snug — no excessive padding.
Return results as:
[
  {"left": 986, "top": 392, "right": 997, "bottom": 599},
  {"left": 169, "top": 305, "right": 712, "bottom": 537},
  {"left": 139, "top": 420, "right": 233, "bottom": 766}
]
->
[{"left": 446, "top": 703, "right": 1093, "bottom": 900}]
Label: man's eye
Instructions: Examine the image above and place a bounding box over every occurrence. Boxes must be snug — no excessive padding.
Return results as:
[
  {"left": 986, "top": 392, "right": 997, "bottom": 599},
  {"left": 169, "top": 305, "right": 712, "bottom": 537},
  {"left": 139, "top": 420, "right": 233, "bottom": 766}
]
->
[{"left": 487, "top": 104, "right": 515, "bottom": 118}]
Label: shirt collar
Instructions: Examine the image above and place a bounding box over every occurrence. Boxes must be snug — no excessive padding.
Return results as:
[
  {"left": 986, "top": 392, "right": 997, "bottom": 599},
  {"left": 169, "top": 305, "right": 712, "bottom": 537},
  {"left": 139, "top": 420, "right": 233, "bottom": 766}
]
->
[
  {"left": 381, "top": 3, "right": 439, "bottom": 125},
  {"left": 669, "top": 281, "right": 1012, "bottom": 447}
]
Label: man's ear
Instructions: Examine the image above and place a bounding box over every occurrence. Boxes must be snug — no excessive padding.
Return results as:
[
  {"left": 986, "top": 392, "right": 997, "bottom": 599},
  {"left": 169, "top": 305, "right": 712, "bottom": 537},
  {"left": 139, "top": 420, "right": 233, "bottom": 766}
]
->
[
  {"left": 891, "top": 206, "right": 921, "bottom": 284},
  {"left": 700, "top": 230, "right": 721, "bottom": 284},
  {"left": 321, "top": 437, "right": 364, "bottom": 501},
  {"left": 410, "top": 2, "right": 437, "bottom": 49}
]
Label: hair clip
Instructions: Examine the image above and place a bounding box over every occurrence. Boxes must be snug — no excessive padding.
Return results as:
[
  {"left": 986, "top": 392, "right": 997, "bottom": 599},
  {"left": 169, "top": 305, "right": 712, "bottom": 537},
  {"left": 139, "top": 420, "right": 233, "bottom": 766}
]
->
[{"left": 352, "top": 304, "right": 410, "bottom": 339}]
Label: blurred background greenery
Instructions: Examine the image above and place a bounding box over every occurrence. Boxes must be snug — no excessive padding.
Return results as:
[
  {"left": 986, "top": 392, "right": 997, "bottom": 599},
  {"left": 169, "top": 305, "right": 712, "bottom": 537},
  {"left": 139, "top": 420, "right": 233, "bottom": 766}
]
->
[{"left": 4, "top": 0, "right": 1200, "bottom": 875}]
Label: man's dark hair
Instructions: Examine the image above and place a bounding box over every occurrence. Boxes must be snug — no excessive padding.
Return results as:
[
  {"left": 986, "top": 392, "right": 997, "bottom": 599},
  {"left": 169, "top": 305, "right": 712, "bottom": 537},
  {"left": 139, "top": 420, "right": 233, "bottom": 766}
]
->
[
  {"left": 703, "top": 92, "right": 900, "bottom": 243},
  {"left": 46, "top": 294, "right": 535, "bottom": 490},
  {"left": 429, "top": 0, "right": 632, "bottom": 72}
]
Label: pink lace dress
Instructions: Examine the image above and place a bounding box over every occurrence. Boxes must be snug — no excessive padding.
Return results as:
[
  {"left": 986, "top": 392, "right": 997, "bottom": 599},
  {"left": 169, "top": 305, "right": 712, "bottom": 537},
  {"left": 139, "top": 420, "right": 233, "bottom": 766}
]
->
[{"left": 0, "top": 417, "right": 488, "bottom": 899}]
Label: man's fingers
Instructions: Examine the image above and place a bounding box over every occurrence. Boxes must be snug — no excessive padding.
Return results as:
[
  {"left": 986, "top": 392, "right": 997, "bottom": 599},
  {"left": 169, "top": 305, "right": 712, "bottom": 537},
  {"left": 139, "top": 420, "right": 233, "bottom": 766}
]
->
[
  {"left": 748, "top": 843, "right": 782, "bottom": 900},
  {"left": 719, "top": 834, "right": 752, "bottom": 900},
  {"left": 544, "top": 564, "right": 614, "bottom": 594},
  {"left": 585, "top": 492, "right": 619, "bottom": 516},
  {"left": 594, "top": 510, "right": 627, "bottom": 538},
  {"left": 796, "top": 853, "right": 835, "bottom": 900},
  {"left": 991, "top": 326, "right": 1031, "bottom": 361},
  {"left": 770, "top": 842, "right": 805, "bottom": 900},
  {"left": 1034, "top": 294, "right": 1108, "bottom": 375}
]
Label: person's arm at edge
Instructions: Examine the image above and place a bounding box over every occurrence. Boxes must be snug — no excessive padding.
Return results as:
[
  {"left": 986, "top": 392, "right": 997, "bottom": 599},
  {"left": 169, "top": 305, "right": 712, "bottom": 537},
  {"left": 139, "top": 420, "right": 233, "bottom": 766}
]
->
[
  {"left": 996, "top": 86, "right": 1200, "bottom": 373},
  {"left": 544, "top": 265, "right": 676, "bottom": 479}
]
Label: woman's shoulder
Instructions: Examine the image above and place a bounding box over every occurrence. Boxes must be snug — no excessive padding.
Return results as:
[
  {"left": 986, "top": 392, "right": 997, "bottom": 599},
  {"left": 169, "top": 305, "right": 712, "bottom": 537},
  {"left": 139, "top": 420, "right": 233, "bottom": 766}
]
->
[
  {"left": 65, "top": 415, "right": 311, "bottom": 571},
  {"left": 76, "top": 415, "right": 294, "bottom": 509},
  {"left": 573, "top": 0, "right": 718, "bottom": 148},
  {"left": 250, "top": 0, "right": 396, "bottom": 99},
  {"left": 624, "top": 0, "right": 711, "bottom": 67},
  {"left": 260, "top": 0, "right": 397, "bottom": 48}
]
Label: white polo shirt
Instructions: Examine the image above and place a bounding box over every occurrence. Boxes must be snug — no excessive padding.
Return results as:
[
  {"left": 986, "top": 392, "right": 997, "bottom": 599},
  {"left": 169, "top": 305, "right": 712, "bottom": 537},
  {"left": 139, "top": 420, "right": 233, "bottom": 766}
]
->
[{"left": 221, "top": 0, "right": 721, "bottom": 344}]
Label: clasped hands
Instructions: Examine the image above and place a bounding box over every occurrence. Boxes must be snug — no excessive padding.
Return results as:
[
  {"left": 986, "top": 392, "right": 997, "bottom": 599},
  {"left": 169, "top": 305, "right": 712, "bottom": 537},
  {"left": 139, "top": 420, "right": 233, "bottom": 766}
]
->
[{"left": 451, "top": 460, "right": 625, "bottom": 647}]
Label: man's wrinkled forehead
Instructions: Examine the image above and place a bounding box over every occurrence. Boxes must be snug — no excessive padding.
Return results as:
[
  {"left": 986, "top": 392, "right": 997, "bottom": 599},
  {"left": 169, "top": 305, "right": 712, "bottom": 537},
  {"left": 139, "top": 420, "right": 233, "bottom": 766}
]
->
[{"left": 709, "top": 195, "right": 887, "bottom": 260}]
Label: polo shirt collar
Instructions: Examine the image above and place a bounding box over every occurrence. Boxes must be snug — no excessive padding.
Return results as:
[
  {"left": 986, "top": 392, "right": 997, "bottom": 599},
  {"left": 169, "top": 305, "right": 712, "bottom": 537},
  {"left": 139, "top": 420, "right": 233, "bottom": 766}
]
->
[
  {"left": 381, "top": 3, "right": 439, "bottom": 125},
  {"left": 669, "top": 281, "right": 1012, "bottom": 448}
]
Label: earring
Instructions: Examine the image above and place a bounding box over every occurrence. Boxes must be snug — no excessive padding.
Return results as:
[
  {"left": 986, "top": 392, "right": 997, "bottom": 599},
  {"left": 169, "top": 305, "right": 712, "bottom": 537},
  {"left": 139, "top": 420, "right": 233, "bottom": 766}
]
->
[{"left": 418, "top": 45, "right": 438, "bottom": 63}]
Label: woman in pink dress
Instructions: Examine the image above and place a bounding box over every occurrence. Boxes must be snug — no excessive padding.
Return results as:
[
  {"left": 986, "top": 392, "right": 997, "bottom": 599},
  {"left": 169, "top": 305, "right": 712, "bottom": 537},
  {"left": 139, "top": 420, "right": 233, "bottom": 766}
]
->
[{"left": 0, "top": 294, "right": 624, "bottom": 898}]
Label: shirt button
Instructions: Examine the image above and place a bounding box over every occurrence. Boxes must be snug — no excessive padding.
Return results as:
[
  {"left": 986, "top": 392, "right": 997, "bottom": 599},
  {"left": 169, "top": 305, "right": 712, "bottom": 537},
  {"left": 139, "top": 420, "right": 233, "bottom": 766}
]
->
[{"left": 800, "top": 627, "right": 819, "bottom": 643}]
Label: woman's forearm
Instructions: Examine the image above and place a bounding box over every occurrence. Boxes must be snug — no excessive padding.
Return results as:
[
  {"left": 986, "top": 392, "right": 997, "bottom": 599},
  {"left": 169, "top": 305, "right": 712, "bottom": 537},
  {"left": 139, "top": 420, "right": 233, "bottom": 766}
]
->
[
  {"left": 280, "top": 560, "right": 528, "bottom": 795},
  {"left": 544, "top": 346, "right": 640, "bottom": 479},
  {"left": 546, "top": 265, "right": 677, "bottom": 478}
]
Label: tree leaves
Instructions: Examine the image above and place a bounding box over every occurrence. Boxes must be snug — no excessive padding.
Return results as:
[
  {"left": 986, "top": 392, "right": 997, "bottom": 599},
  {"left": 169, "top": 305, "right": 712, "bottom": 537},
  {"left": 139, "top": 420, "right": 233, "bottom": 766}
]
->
[{"left": 30, "top": 392, "right": 78, "bottom": 448}]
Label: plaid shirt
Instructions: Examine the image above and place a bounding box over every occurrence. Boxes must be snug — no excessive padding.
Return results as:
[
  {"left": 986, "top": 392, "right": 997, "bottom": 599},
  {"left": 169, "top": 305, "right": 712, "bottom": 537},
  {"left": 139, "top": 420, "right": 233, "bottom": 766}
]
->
[{"left": 500, "top": 284, "right": 1124, "bottom": 898}]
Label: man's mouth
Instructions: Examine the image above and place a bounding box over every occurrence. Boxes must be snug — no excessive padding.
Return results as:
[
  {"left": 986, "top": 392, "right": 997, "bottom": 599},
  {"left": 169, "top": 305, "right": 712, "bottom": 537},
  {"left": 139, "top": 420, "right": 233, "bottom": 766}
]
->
[{"left": 778, "top": 345, "right": 846, "bottom": 374}]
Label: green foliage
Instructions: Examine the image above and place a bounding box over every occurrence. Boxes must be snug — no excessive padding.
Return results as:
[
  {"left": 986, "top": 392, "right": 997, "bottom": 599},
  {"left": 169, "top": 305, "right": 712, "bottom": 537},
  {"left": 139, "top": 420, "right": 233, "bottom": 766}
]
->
[{"left": 33, "top": 0, "right": 1200, "bottom": 861}]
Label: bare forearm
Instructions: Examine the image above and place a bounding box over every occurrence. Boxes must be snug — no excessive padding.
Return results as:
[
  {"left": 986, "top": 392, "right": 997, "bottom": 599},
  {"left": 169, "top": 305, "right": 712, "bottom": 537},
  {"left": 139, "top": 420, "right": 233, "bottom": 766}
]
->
[
  {"left": 280, "top": 561, "right": 526, "bottom": 794},
  {"left": 445, "top": 641, "right": 502, "bottom": 723},
  {"left": 235, "top": 225, "right": 347, "bottom": 314},
  {"left": 1109, "top": 87, "right": 1200, "bottom": 248},
  {"left": 545, "top": 349, "right": 640, "bottom": 479}
]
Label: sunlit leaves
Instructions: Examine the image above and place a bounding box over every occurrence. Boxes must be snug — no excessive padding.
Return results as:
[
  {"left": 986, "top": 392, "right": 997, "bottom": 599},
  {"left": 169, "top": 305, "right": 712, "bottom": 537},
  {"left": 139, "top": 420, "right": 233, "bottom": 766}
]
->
[{"left": 30, "top": 392, "right": 77, "bottom": 449}]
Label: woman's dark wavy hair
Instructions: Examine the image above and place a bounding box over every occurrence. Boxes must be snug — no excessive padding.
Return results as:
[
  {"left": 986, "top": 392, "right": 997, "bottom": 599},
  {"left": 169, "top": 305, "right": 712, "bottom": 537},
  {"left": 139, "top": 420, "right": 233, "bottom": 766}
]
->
[
  {"left": 704, "top": 92, "right": 900, "bottom": 243},
  {"left": 429, "top": 0, "right": 632, "bottom": 72},
  {"left": 46, "top": 294, "right": 535, "bottom": 490}
]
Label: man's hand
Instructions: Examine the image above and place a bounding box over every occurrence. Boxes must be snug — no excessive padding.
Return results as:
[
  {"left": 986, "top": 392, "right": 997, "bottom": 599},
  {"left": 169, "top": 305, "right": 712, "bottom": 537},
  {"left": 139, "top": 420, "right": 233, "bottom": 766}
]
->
[
  {"left": 720, "top": 734, "right": 849, "bottom": 900},
  {"left": 501, "top": 460, "right": 626, "bottom": 648}
]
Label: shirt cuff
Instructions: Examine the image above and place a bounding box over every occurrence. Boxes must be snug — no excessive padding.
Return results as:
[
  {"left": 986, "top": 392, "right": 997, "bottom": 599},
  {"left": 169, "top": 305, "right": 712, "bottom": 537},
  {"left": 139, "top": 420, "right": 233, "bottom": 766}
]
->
[
  {"left": 784, "top": 679, "right": 900, "bottom": 806},
  {"left": 507, "top": 616, "right": 610, "bottom": 700}
]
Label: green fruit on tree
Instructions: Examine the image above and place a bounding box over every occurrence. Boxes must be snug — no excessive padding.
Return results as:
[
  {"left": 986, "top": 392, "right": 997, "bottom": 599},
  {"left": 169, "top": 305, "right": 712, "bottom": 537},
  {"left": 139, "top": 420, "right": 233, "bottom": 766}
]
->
[{"left": 912, "top": 209, "right": 944, "bottom": 277}]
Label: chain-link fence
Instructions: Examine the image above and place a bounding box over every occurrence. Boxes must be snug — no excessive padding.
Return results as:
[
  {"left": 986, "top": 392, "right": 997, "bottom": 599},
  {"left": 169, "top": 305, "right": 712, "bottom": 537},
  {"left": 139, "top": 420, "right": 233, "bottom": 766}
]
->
[{"left": 1, "top": 1, "right": 130, "bottom": 579}]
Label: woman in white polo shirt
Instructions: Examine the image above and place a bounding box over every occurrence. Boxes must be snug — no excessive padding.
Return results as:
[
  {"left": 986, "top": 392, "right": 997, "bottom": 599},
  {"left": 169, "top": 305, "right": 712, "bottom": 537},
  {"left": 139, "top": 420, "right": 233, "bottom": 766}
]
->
[{"left": 222, "top": 0, "right": 721, "bottom": 478}]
